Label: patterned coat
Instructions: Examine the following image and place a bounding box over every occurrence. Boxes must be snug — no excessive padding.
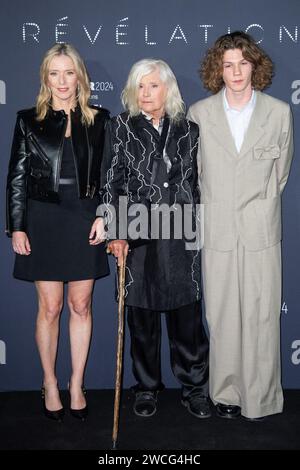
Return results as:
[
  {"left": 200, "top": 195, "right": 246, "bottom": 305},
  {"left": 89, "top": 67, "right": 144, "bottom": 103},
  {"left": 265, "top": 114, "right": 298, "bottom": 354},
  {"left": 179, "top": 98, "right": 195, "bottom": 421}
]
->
[{"left": 100, "top": 112, "right": 201, "bottom": 310}]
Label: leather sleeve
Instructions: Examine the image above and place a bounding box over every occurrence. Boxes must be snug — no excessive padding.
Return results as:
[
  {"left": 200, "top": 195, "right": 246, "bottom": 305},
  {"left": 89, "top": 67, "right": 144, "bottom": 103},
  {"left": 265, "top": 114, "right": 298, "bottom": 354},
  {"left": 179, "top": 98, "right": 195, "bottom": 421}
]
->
[{"left": 6, "top": 114, "right": 29, "bottom": 236}]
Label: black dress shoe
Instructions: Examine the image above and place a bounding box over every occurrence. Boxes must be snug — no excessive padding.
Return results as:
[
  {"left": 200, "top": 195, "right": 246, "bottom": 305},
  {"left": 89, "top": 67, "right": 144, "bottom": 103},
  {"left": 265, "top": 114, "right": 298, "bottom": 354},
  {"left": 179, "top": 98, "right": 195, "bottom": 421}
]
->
[
  {"left": 181, "top": 396, "right": 211, "bottom": 419},
  {"left": 216, "top": 403, "right": 241, "bottom": 419},
  {"left": 133, "top": 390, "right": 158, "bottom": 417},
  {"left": 41, "top": 387, "right": 64, "bottom": 422},
  {"left": 70, "top": 386, "right": 88, "bottom": 421}
]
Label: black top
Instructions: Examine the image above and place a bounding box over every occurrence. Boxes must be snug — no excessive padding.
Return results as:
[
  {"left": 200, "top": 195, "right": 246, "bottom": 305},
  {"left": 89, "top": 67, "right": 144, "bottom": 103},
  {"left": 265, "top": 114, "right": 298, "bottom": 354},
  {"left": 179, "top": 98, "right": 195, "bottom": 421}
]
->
[{"left": 60, "top": 137, "right": 76, "bottom": 179}]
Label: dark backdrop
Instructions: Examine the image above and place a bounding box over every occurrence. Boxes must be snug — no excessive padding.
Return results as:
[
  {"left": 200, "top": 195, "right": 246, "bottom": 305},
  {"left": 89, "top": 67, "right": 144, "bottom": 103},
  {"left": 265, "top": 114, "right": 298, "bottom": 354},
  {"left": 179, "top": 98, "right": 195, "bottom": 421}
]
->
[{"left": 0, "top": 0, "right": 299, "bottom": 390}]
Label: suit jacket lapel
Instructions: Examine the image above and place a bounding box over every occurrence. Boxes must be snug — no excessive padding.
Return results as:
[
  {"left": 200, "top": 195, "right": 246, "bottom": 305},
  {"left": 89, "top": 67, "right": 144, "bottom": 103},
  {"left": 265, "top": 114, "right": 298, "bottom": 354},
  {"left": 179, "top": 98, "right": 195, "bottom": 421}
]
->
[
  {"left": 238, "top": 91, "right": 267, "bottom": 158},
  {"left": 207, "top": 91, "right": 238, "bottom": 159}
]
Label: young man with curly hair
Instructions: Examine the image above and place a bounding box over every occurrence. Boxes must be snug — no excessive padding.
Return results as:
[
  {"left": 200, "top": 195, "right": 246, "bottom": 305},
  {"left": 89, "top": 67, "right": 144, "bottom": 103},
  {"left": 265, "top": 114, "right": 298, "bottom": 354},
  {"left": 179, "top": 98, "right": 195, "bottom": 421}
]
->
[{"left": 188, "top": 31, "right": 293, "bottom": 421}]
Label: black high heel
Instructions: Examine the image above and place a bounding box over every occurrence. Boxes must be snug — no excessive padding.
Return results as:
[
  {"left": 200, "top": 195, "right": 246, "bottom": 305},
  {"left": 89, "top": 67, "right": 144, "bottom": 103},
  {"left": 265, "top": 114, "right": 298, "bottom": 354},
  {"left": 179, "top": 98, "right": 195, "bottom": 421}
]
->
[
  {"left": 41, "top": 386, "right": 64, "bottom": 422},
  {"left": 69, "top": 385, "right": 88, "bottom": 421}
]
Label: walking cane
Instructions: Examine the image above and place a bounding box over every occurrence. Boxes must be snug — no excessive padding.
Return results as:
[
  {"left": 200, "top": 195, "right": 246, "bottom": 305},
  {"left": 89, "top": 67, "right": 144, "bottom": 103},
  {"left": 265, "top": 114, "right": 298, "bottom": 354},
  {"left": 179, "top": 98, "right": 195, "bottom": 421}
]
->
[{"left": 110, "top": 249, "right": 127, "bottom": 450}]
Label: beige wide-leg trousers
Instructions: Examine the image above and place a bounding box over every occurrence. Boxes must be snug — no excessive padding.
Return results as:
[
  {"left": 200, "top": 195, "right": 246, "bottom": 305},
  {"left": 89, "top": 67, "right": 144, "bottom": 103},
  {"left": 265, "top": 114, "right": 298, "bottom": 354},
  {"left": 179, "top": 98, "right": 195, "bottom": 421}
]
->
[{"left": 202, "top": 240, "right": 283, "bottom": 418}]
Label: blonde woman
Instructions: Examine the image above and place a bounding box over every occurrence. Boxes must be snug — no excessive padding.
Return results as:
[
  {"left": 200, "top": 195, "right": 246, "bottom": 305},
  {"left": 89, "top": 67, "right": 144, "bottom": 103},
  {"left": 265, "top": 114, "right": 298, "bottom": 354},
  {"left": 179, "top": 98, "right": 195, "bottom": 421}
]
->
[{"left": 6, "top": 43, "right": 109, "bottom": 421}]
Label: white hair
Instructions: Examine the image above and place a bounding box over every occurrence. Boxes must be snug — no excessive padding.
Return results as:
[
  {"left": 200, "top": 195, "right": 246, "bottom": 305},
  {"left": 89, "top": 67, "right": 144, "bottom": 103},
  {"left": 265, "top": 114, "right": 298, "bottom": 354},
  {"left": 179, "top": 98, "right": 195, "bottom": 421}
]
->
[{"left": 121, "top": 58, "right": 185, "bottom": 122}]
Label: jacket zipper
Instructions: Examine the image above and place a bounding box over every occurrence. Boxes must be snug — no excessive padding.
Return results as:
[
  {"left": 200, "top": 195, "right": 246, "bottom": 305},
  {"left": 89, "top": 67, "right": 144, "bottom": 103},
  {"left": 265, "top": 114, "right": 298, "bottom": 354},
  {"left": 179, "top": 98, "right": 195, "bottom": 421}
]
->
[
  {"left": 55, "top": 114, "right": 68, "bottom": 192},
  {"left": 28, "top": 133, "right": 50, "bottom": 166},
  {"left": 85, "top": 126, "right": 92, "bottom": 197}
]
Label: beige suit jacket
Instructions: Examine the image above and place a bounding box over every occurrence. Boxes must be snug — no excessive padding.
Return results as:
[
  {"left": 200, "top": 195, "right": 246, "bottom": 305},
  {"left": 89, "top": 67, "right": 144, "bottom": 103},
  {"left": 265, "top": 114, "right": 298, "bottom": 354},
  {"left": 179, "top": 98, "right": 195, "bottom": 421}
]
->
[{"left": 187, "top": 90, "right": 294, "bottom": 251}]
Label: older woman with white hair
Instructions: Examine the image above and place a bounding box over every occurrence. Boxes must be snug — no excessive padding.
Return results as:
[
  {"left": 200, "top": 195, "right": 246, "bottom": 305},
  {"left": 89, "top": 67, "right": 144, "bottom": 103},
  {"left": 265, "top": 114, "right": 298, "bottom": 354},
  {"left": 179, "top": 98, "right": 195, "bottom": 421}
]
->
[{"left": 101, "top": 59, "right": 210, "bottom": 418}]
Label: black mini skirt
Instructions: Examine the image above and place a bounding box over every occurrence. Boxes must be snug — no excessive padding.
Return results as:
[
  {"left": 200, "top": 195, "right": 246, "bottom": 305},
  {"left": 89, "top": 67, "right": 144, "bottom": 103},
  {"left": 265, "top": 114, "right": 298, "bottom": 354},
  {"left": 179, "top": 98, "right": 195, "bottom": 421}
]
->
[{"left": 13, "top": 185, "right": 109, "bottom": 282}]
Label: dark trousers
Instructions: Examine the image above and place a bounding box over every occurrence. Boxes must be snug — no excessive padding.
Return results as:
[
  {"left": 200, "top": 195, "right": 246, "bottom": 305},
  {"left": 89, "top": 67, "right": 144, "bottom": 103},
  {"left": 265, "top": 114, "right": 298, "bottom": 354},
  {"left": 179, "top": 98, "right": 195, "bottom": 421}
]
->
[{"left": 127, "top": 301, "right": 209, "bottom": 399}]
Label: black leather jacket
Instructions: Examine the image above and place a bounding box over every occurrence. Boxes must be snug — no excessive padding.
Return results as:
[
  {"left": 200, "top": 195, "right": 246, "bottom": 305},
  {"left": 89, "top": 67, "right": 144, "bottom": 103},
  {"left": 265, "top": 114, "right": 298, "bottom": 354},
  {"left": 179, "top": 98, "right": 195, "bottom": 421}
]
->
[{"left": 6, "top": 105, "right": 109, "bottom": 236}]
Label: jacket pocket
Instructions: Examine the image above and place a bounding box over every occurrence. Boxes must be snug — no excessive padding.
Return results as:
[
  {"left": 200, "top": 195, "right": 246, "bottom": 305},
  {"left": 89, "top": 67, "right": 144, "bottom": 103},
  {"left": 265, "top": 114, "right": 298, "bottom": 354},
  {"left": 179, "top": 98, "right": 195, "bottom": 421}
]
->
[
  {"left": 253, "top": 145, "right": 280, "bottom": 160},
  {"left": 28, "top": 133, "right": 50, "bottom": 166},
  {"left": 203, "top": 201, "right": 236, "bottom": 251},
  {"left": 30, "top": 166, "right": 51, "bottom": 179}
]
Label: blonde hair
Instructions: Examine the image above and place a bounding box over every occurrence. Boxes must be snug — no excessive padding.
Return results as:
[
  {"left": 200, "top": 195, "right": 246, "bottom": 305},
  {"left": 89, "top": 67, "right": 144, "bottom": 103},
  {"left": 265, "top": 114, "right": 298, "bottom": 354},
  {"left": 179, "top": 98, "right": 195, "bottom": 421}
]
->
[
  {"left": 36, "top": 43, "right": 95, "bottom": 125},
  {"left": 121, "top": 59, "right": 185, "bottom": 122}
]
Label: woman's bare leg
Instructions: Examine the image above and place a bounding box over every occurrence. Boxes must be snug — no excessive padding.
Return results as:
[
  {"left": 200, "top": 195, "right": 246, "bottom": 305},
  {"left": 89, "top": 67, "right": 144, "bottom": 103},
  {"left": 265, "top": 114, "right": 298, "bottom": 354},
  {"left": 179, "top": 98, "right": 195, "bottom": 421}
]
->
[
  {"left": 67, "top": 279, "right": 94, "bottom": 409},
  {"left": 35, "top": 281, "right": 64, "bottom": 411}
]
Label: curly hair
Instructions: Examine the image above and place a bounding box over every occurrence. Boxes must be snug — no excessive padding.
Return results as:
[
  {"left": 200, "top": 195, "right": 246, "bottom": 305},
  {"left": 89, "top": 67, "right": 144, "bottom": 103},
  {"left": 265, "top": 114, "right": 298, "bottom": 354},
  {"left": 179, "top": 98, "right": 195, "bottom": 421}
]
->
[{"left": 201, "top": 31, "right": 273, "bottom": 94}]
